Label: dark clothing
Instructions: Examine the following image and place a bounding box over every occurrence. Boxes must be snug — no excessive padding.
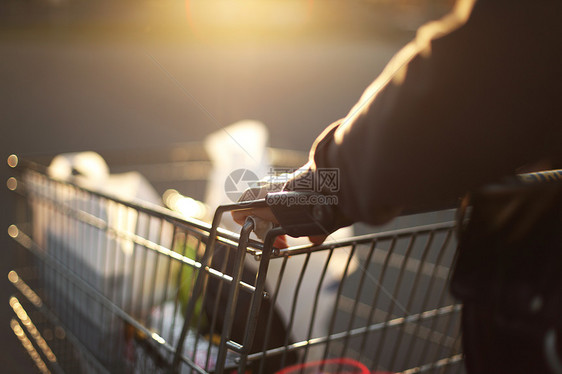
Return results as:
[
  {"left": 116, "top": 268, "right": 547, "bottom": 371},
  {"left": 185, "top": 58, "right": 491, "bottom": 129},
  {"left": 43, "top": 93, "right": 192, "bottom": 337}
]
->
[
  {"left": 277, "top": 1, "right": 562, "bottom": 372},
  {"left": 462, "top": 302, "right": 555, "bottom": 374},
  {"left": 293, "top": 0, "right": 562, "bottom": 227},
  {"left": 280, "top": 1, "right": 562, "bottom": 372},
  {"left": 450, "top": 179, "right": 562, "bottom": 373}
]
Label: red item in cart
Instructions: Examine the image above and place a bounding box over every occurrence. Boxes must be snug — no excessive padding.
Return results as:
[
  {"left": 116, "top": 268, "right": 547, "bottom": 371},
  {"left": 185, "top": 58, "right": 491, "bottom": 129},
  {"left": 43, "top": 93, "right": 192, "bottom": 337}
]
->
[{"left": 275, "top": 358, "right": 394, "bottom": 374}]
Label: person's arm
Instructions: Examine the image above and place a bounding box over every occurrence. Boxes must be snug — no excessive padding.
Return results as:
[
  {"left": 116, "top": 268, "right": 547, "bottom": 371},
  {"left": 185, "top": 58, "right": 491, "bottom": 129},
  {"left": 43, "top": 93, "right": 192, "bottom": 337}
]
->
[
  {"left": 234, "top": 0, "right": 562, "bottom": 236},
  {"left": 295, "top": 0, "right": 560, "bottom": 222}
]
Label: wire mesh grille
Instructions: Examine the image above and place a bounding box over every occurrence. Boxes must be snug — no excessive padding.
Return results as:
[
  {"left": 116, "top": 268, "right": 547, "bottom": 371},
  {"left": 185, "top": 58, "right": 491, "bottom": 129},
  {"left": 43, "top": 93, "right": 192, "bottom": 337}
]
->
[
  {"left": 9, "top": 164, "right": 464, "bottom": 374},
  {"left": 245, "top": 225, "right": 463, "bottom": 374}
]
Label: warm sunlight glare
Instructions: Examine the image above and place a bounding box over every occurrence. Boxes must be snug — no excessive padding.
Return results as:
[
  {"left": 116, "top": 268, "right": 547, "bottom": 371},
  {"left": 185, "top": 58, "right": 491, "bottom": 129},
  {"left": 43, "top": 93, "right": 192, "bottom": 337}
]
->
[{"left": 185, "top": 0, "right": 312, "bottom": 42}]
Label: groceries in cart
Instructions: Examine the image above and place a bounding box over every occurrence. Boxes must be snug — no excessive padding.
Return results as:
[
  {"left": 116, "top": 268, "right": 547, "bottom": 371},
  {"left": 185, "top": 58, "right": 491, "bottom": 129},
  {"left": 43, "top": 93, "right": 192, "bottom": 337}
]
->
[
  {"left": 202, "top": 121, "right": 357, "bottom": 359},
  {"left": 136, "top": 121, "right": 357, "bottom": 372},
  {"left": 23, "top": 121, "right": 356, "bottom": 372},
  {"left": 39, "top": 151, "right": 173, "bottom": 318},
  {"left": 13, "top": 142, "right": 463, "bottom": 373}
]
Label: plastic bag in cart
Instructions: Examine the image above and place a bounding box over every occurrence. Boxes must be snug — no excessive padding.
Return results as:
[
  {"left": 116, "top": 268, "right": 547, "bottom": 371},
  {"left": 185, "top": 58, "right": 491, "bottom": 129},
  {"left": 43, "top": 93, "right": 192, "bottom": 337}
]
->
[
  {"left": 204, "top": 121, "right": 358, "bottom": 362},
  {"left": 25, "top": 152, "right": 176, "bottom": 369},
  {"left": 131, "top": 301, "right": 240, "bottom": 373},
  {"left": 40, "top": 152, "right": 174, "bottom": 317}
]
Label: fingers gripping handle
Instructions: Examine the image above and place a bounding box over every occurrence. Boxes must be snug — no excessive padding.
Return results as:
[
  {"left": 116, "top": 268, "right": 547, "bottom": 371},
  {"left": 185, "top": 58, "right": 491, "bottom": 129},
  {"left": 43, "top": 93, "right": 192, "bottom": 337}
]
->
[
  {"left": 266, "top": 191, "right": 339, "bottom": 238},
  {"left": 246, "top": 215, "right": 274, "bottom": 241}
]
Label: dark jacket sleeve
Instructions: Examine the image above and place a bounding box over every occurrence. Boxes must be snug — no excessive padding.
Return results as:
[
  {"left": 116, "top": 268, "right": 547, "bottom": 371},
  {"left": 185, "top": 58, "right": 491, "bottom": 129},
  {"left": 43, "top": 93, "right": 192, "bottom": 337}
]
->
[{"left": 287, "top": 0, "right": 562, "bottom": 228}]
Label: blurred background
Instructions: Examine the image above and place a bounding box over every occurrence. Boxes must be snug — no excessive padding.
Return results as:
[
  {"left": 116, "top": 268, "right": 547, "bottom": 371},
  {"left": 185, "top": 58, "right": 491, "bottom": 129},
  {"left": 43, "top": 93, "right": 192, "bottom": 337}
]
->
[{"left": 1, "top": 0, "right": 453, "bottom": 371}]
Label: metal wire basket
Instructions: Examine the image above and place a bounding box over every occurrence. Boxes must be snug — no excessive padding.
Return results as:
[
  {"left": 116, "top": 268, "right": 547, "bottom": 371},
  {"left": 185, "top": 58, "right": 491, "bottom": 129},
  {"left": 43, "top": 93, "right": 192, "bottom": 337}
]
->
[{"left": 7, "top": 149, "right": 463, "bottom": 374}]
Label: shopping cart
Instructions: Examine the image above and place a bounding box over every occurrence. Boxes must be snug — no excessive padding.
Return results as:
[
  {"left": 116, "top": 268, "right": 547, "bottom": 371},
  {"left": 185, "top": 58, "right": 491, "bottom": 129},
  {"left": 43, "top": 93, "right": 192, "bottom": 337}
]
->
[{"left": 6, "top": 148, "right": 464, "bottom": 374}]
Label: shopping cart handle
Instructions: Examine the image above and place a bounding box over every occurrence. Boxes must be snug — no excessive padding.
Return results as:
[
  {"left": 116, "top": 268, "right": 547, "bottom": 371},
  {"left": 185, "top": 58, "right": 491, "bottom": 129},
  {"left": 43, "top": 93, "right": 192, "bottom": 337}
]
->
[{"left": 265, "top": 191, "right": 339, "bottom": 238}]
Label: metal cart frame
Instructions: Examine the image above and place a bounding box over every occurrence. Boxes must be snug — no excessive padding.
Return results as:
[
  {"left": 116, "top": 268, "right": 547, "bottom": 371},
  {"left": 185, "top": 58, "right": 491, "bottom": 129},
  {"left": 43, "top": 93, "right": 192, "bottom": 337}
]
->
[{"left": 7, "top": 152, "right": 464, "bottom": 374}]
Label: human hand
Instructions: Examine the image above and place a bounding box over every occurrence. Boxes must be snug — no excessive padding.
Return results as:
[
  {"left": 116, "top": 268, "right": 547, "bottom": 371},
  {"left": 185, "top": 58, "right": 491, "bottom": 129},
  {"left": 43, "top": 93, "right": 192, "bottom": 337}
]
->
[
  {"left": 231, "top": 179, "right": 329, "bottom": 247},
  {"left": 231, "top": 206, "right": 286, "bottom": 248},
  {"left": 232, "top": 207, "right": 328, "bottom": 247}
]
